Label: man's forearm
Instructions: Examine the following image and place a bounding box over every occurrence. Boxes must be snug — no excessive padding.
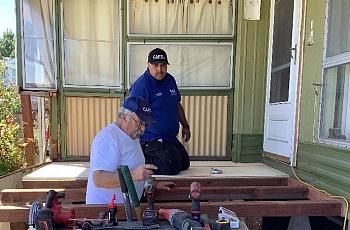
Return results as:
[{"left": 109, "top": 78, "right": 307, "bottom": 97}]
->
[
  {"left": 178, "top": 103, "right": 189, "bottom": 127},
  {"left": 93, "top": 170, "right": 120, "bottom": 188}
]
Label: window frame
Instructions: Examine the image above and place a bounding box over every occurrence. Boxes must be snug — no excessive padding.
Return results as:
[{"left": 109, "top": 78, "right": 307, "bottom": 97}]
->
[
  {"left": 21, "top": 0, "right": 57, "bottom": 91},
  {"left": 60, "top": 0, "right": 123, "bottom": 90},
  {"left": 319, "top": 0, "right": 350, "bottom": 147},
  {"left": 126, "top": 42, "right": 234, "bottom": 90},
  {"left": 126, "top": 0, "right": 235, "bottom": 38}
]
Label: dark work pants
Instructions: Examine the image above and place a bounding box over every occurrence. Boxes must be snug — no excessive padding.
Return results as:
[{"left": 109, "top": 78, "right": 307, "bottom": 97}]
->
[{"left": 142, "top": 141, "right": 190, "bottom": 175}]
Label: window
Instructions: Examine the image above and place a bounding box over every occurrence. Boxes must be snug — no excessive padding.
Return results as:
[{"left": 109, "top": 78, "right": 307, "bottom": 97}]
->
[
  {"left": 320, "top": 0, "right": 350, "bottom": 144},
  {"left": 22, "top": 0, "right": 55, "bottom": 89},
  {"left": 128, "top": 0, "right": 234, "bottom": 36},
  {"left": 128, "top": 43, "right": 232, "bottom": 88},
  {"left": 62, "top": 0, "right": 121, "bottom": 88}
]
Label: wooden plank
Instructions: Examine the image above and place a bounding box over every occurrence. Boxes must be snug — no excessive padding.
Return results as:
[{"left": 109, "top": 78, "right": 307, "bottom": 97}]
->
[
  {"left": 155, "top": 177, "right": 289, "bottom": 187},
  {"left": 20, "top": 95, "right": 35, "bottom": 166},
  {"left": 21, "top": 177, "right": 288, "bottom": 189},
  {"left": 155, "top": 185, "right": 308, "bottom": 201},
  {"left": 22, "top": 180, "right": 87, "bottom": 189},
  {"left": 1, "top": 183, "right": 307, "bottom": 205},
  {"left": 0, "top": 199, "right": 342, "bottom": 223},
  {"left": 1, "top": 188, "right": 86, "bottom": 205}
]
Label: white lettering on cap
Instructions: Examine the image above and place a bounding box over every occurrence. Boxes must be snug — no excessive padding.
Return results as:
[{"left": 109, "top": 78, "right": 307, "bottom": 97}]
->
[
  {"left": 153, "top": 54, "right": 166, "bottom": 60},
  {"left": 143, "top": 107, "right": 151, "bottom": 112}
]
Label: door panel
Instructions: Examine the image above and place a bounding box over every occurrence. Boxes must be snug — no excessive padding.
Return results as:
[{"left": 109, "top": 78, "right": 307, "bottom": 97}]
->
[{"left": 264, "top": 0, "right": 301, "bottom": 164}]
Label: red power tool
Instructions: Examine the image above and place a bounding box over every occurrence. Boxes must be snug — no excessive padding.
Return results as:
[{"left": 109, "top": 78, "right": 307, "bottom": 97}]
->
[{"left": 33, "top": 190, "right": 75, "bottom": 230}]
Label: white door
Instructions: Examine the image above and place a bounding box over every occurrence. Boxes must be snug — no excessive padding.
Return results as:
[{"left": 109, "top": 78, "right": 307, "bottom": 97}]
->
[{"left": 263, "top": 0, "right": 302, "bottom": 165}]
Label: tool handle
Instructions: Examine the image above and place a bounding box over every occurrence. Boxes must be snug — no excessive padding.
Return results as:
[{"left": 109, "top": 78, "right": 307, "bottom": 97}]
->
[
  {"left": 123, "top": 193, "right": 133, "bottom": 222},
  {"left": 117, "top": 167, "right": 128, "bottom": 193},
  {"left": 45, "top": 190, "right": 56, "bottom": 208},
  {"left": 119, "top": 165, "right": 140, "bottom": 208}
]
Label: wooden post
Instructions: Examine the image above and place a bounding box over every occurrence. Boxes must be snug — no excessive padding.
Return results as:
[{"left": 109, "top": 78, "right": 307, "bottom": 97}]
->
[
  {"left": 20, "top": 95, "right": 35, "bottom": 166},
  {"left": 49, "top": 92, "right": 60, "bottom": 160}
]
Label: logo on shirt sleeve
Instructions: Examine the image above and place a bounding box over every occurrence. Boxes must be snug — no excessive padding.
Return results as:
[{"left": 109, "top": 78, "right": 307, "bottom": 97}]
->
[{"left": 169, "top": 89, "right": 177, "bottom": 96}]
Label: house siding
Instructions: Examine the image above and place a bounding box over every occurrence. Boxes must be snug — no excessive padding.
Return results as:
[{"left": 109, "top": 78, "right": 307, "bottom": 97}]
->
[{"left": 231, "top": 0, "right": 270, "bottom": 161}]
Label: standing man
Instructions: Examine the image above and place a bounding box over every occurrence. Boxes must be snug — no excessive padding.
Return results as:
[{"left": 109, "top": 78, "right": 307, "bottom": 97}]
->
[
  {"left": 130, "top": 48, "right": 191, "bottom": 175},
  {"left": 86, "top": 96, "right": 174, "bottom": 204}
]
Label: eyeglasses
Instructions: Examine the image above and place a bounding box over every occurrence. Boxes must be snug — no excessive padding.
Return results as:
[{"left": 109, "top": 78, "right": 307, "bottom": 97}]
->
[{"left": 131, "top": 116, "right": 148, "bottom": 128}]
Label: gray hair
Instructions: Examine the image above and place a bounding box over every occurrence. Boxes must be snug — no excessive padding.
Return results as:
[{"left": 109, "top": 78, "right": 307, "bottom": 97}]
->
[{"left": 118, "top": 107, "right": 136, "bottom": 120}]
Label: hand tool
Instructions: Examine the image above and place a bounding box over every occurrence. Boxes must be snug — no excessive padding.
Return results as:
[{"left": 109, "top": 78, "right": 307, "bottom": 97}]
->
[
  {"left": 118, "top": 166, "right": 133, "bottom": 222},
  {"left": 120, "top": 165, "right": 142, "bottom": 221}
]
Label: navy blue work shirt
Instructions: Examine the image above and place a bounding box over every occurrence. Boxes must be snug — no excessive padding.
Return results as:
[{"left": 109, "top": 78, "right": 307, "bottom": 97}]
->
[{"left": 130, "top": 69, "right": 181, "bottom": 144}]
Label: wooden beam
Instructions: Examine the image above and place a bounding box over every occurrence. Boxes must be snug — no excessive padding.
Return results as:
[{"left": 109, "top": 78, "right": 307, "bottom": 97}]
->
[
  {"left": 21, "top": 177, "right": 289, "bottom": 189},
  {"left": 0, "top": 198, "right": 342, "bottom": 223},
  {"left": 156, "top": 185, "right": 308, "bottom": 201},
  {"left": 1, "top": 183, "right": 308, "bottom": 205},
  {"left": 20, "top": 95, "right": 35, "bottom": 166},
  {"left": 22, "top": 179, "right": 87, "bottom": 189},
  {"left": 155, "top": 177, "right": 289, "bottom": 187},
  {"left": 1, "top": 188, "right": 86, "bottom": 205}
]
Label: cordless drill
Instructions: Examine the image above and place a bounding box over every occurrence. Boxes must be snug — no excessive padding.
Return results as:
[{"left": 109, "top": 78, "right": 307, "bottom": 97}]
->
[{"left": 142, "top": 179, "right": 159, "bottom": 226}]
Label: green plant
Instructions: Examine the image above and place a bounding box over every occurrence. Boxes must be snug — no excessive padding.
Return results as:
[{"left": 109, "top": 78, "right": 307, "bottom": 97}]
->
[
  {"left": 0, "top": 30, "right": 15, "bottom": 59},
  {"left": 0, "top": 60, "right": 24, "bottom": 176}
]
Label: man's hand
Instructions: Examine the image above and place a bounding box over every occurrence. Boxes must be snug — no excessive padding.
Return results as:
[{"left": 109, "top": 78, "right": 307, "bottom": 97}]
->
[
  {"left": 182, "top": 127, "right": 191, "bottom": 142},
  {"left": 131, "top": 164, "right": 157, "bottom": 181},
  {"left": 156, "top": 181, "right": 176, "bottom": 191}
]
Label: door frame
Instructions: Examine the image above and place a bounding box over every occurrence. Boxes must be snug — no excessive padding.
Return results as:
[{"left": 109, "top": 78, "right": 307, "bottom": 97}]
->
[{"left": 263, "top": 0, "right": 306, "bottom": 166}]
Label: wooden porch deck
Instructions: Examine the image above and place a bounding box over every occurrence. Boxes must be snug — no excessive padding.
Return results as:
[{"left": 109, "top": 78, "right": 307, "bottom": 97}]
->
[{"left": 0, "top": 161, "right": 345, "bottom": 229}]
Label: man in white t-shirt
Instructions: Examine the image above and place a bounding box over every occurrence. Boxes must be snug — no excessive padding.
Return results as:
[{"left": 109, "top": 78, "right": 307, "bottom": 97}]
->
[{"left": 86, "top": 96, "right": 174, "bottom": 204}]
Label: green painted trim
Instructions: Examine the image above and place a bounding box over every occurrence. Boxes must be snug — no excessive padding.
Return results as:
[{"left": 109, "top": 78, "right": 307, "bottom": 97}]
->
[
  {"left": 62, "top": 87, "right": 122, "bottom": 93},
  {"left": 127, "top": 38, "right": 234, "bottom": 43},
  {"left": 50, "top": 96, "right": 58, "bottom": 141},
  {"left": 60, "top": 93, "right": 67, "bottom": 158},
  {"left": 122, "top": 0, "right": 128, "bottom": 92},
  {"left": 55, "top": 0, "right": 62, "bottom": 91},
  {"left": 15, "top": 0, "right": 23, "bottom": 88},
  {"left": 179, "top": 90, "right": 231, "bottom": 96},
  {"left": 232, "top": 134, "right": 263, "bottom": 163},
  {"left": 56, "top": 0, "right": 65, "bottom": 159},
  {"left": 226, "top": 91, "right": 234, "bottom": 159},
  {"left": 62, "top": 91, "right": 125, "bottom": 98},
  {"left": 261, "top": 157, "right": 294, "bottom": 176},
  {"left": 232, "top": 134, "right": 241, "bottom": 162}
]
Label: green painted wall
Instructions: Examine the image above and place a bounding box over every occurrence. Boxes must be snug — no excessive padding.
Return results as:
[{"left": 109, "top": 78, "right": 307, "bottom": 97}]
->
[
  {"left": 298, "top": 0, "right": 326, "bottom": 143},
  {"left": 231, "top": 1, "right": 270, "bottom": 162},
  {"left": 233, "top": 0, "right": 270, "bottom": 135},
  {"left": 232, "top": 134, "right": 262, "bottom": 162}
]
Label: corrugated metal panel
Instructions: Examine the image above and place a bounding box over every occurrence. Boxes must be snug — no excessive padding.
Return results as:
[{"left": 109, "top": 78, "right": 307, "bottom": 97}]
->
[
  {"left": 66, "top": 95, "right": 227, "bottom": 157},
  {"left": 297, "top": 143, "right": 350, "bottom": 200},
  {"left": 66, "top": 97, "right": 121, "bottom": 156},
  {"left": 180, "top": 95, "right": 228, "bottom": 157}
]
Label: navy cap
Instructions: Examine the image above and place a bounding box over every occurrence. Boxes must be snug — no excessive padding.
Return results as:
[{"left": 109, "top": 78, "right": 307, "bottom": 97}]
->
[
  {"left": 148, "top": 48, "right": 169, "bottom": 65},
  {"left": 123, "top": 96, "right": 156, "bottom": 124}
]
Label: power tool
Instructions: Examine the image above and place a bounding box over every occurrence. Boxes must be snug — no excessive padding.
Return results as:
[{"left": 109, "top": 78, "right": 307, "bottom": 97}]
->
[
  {"left": 29, "top": 190, "right": 75, "bottom": 230},
  {"left": 142, "top": 179, "right": 159, "bottom": 226}
]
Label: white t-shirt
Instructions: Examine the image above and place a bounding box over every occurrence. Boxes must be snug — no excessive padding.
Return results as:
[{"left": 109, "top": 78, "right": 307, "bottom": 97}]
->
[{"left": 86, "top": 123, "right": 145, "bottom": 204}]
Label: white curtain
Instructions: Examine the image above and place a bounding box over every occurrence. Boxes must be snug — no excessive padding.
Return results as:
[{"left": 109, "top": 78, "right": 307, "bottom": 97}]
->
[
  {"left": 129, "top": 0, "right": 233, "bottom": 35},
  {"left": 326, "top": 0, "right": 350, "bottom": 57},
  {"left": 320, "top": 67, "right": 337, "bottom": 139},
  {"left": 128, "top": 43, "right": 232, "bottom": 88},
  {"left": 23, "top": 0, "right": 55, "bottom": 89},
  {"left": 320, "top": 63, "right": 350, "bottom": 141},
  {"left": 63, "top": 0, "right": 120, "bottom": 87}
]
